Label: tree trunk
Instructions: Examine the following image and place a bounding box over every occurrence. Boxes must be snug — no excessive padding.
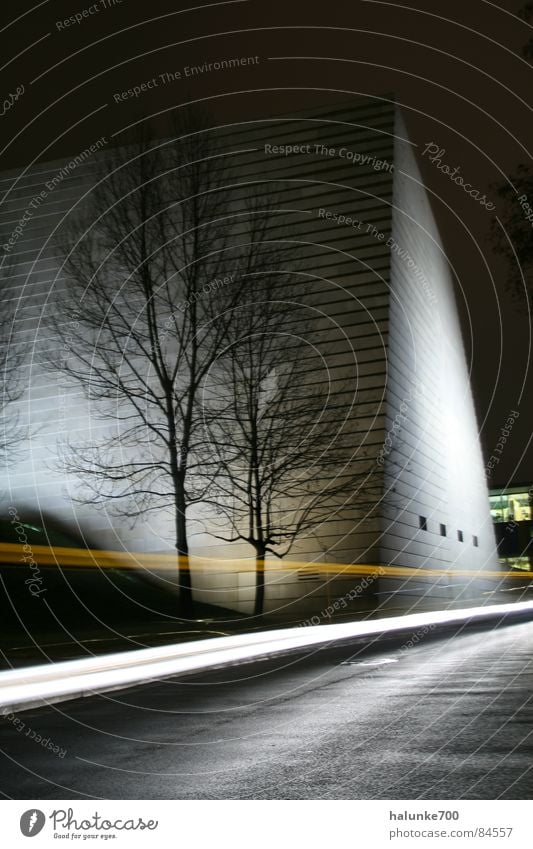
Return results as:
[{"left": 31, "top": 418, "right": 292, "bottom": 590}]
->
[
  {"left": 254, "top": 543, "right": 266, "bottom": 616},
  {"left": 175, "top": 476, "right": 194, "bottom": 615},
  {"left": 167, "top": 403, "right": 194, "bottom": 615}
]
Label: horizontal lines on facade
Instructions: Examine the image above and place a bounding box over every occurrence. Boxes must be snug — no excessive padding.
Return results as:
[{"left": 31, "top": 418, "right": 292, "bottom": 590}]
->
[
  {"left": 1, "top": 264, "right": 65, "bottom": 285},
  {"left": 226, "top": 179, "right": 393, "bottom": 224},
  {"left": 225, "top": 152, "right": 394, "bottom": 199},
  {"left": 389, "top": 253, "right": 438, "bottom": 325},
  {"left": 386, "top": 329, "right": 442, "bottom": 403},
  {"left": 381, "top": 461, "right": 448, "bottom": 510},
  {"left": 378, "top": 544, "right": 452, "bottom": 572},
  {"left": 214, "top": 100, "right": 396, "bottom": 153},
  {"left": 0, "top": 244, "right": 64, "bottom": 269},
  {"left": 384, "top": 512, "right": 453, "bottom": 552},
  {"left": 269, "top": 219, "right": 393, "bottom": 261},
  {"left": 382, "top": 409, "right": 445, "bottom": 469},
  {"left": 0, "top": 182, "right": 93, "bottom": 221},
  {"left": 388, "top": 295, "right": 442, "bottom": 374},
  {"left": 385, "top": 360, "right": 443, "bottom": 432},
  {"left": 388, "top": 285, "right": 443, "bottom": 353},
  {"left": 381, "top": 511, "right": 454, "bottom": 549},
  {"left": 211, "top": 238, "right": 391, "bottom": 279},
  {"left": 0, "top": 156, "right": 96, "bottom": 186},
  {"left": 0, "top": 180, "right": 94, "bottom": 217},
  {"left": 381, "top": 425, "right": 448, "bottom": 489},
  {"left": 217, "top": 103, "right": 397, "bottom": 147},
  {"left": 380, "top": 408, "right": 448, "bottom": 478}
]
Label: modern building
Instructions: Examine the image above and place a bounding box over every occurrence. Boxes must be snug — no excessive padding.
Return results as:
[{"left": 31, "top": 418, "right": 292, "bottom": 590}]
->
[
  {"left": 1, "top": 95, "right": 498, "bottom": 616},
  {"left": 489, "top": 484, "right": 533, "bottom": 571}
]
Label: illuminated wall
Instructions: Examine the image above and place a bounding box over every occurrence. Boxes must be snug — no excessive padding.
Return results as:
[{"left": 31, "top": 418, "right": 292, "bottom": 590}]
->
[{"left": 377, "top": 109, "right": 499, "bottom": 603}]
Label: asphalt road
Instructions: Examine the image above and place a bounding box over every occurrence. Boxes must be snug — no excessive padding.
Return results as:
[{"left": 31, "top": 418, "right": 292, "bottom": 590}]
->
[{"left": 1, "top": 618, "right": 532, "bottom": 799}]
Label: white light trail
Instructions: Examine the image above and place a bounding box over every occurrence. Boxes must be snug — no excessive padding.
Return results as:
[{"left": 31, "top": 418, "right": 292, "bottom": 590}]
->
[{"left": 1, "top": 601, "right": 532, "bottom": 714}]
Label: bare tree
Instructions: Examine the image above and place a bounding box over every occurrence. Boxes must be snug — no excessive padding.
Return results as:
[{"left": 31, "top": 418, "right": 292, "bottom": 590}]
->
[
  {"left": 491, "top": 164, "right": 533, "bottom": 311},
  {"left": 490, "top": 2, "right": 533, "bottom": 310},
  {"left": 47, "top": 111, "right": 287, "bottom": 612},
  {"left": 202, "top": 284, "right": 380, "bottom": 616}
]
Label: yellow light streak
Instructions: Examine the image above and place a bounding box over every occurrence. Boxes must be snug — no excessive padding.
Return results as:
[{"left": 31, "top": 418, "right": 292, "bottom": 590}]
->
[{"left": 0, "top": 542, "right": 531, "bottom": 580}]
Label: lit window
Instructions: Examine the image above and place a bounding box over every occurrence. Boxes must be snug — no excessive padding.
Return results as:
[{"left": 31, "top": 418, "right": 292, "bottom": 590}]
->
[
  {"left": 473, "top": 535, "right": 479, "bottom": 547},
  {"left": 509, "top": 494, "right": 532, "bottom": 522},
  {"left": 440, "top": 523, "right": 447, "bottom": 537},
  {"left": 419, "top": 516, "right": 427, "bottom": 531},
  {"left": 489, "top": 490, "right": 533, "bottom": 523},
  {"left": 457, "top": 530, "right": 464, "bottom": 542}
]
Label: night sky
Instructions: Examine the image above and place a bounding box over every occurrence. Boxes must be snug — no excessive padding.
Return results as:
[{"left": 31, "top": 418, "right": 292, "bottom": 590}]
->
[{"left": 1, "top": 0, "right": 531, "bottom": 484}]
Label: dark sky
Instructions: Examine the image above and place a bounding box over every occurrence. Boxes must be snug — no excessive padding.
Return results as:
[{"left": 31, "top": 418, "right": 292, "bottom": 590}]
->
[{"left": 1, "top": 0, "right": 531, "bottom": 485}]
